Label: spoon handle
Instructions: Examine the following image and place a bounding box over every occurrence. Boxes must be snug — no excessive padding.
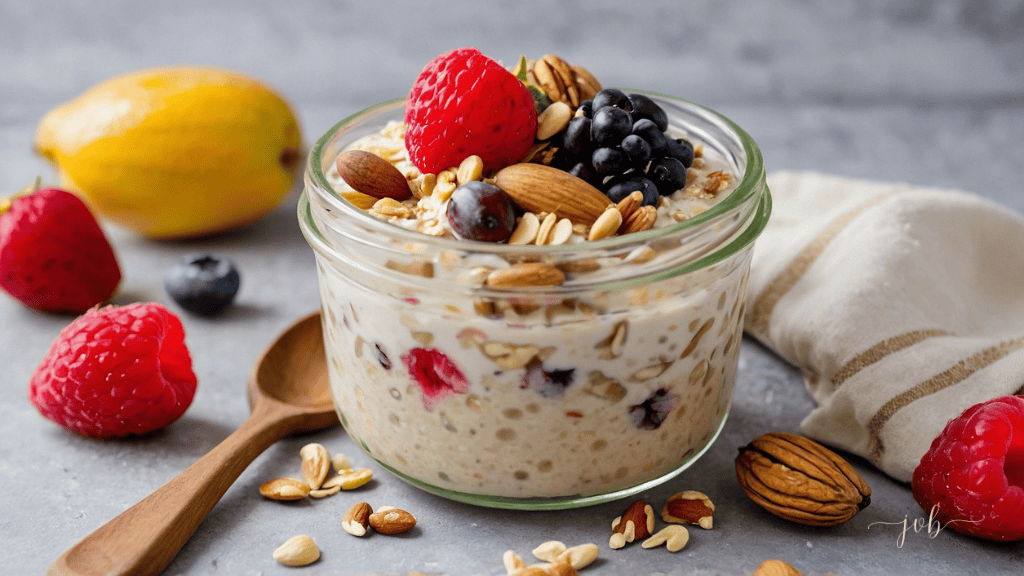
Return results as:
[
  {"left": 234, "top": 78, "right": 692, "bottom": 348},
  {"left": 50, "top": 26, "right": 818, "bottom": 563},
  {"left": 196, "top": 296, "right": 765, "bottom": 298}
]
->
[{"left": 48, "top": 400, "right": 299, "bottom": 576}]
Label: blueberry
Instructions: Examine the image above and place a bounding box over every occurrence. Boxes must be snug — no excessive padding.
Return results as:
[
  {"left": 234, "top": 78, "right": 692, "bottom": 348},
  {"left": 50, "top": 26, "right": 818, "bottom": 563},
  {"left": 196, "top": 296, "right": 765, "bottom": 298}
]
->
[
  {"left": 445, "top": 181, "right": 517, "bottom": 242},
  {"left": 164, "top": 254, "right": 241, "bottom": 316},
  {"left": 621, "top": 134, "right": 652, "bottom": 167},
  {"left": 631, "top": 118, "right": 668, "bottom": 153},
  {"left": 577, "top": 99, "right": 594, "bottom": 118},
  {"left": 591, "top": 147, "right": 628, "bottom": 175},
  {"left": 592, "top": 88, "right": 630, "bottom": 111},
  {"left": 606, "top": 175, "right": 660, "bottom": 206},
  {"left": 591, "top": 106, "right": 633, "bottom": 146},
  {"left": 562, "top": 116, "right": 592, "bottom": 156},
  {"left": 627, "top": 93, "right": 669, "bottom": 131},
  {"left": 568, "top": 161, "right": 597, "bottom": 184},
  {"left": 665, "top": 137, "right": 695, "bottom": 168},
  {"left": 649, "top": 156, "right": 689, "bottom": 194}
]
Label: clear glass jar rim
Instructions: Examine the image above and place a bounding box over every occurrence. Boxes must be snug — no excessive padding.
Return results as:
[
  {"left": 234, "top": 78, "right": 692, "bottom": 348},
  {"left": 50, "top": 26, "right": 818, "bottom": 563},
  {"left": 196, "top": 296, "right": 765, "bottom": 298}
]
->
[{"left": 304, "top": 91, "right": 770, "bottom": 259}]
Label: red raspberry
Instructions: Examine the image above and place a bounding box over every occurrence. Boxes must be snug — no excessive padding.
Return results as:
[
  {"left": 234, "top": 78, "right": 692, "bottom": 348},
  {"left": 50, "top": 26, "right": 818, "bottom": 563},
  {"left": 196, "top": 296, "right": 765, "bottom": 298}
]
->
[
  {"left": 28, "top": 303, "right": 197, "bottom": 438},
  {"left": 0, "top": 186, "right": 121, "bottom": 313},
  {"left": 912, "top": 395, "right": 1024, "bottom": 541},
  {"left": 400, "top": 347, "right": 469, "bottom": 411},
  {"left": 404, "top": 47, "right": 538, "bottom": 174}
]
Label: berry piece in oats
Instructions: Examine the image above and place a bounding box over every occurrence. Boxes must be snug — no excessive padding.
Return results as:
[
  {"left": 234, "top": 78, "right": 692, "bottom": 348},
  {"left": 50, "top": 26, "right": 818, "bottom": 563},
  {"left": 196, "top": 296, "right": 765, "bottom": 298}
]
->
[
  {"left": 912, "top": 395, "right": 1024, "bottom": 542},
  {"left": 522, "top": 357, "right": 575, "bottom": 398},
  {"left": 401, "top": 347, "right": 470, "bottom": 411},
  {"left": 405, "top": 47, "right": 537, "bottom": 174},
  {"left": 28, "top": 302, "right": 197, "bottom": 438},
  {"left": 445, "top": 181, "right": 517, "bottom": 242},
  {"left": 629, "top": 388, "right": 676, "bottom": 430}
]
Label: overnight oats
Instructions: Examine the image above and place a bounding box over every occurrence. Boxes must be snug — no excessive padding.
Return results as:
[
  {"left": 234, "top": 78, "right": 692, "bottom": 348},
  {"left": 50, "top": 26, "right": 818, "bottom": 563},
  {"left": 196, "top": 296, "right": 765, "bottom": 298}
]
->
[{"left": 299, "top": 48, "right": 770, "bottom": 508}]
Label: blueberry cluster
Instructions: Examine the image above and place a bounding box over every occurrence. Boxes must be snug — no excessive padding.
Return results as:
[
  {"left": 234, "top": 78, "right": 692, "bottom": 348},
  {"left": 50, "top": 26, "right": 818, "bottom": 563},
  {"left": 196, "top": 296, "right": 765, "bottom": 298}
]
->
[{"left": 549, "top": 88, "right": 695, "bottom": 206}]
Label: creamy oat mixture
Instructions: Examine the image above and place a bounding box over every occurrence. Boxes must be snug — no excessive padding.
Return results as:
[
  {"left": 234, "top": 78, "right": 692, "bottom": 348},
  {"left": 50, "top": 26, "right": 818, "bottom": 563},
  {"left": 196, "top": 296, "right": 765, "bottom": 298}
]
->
[{"left": 310, "top": 93, "right": 754, "bottom": 500}]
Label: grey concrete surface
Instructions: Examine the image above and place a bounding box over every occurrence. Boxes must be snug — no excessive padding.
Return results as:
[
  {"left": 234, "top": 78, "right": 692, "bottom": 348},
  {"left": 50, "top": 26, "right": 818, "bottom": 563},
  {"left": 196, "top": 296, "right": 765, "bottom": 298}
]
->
[{"left": 2, "top": 1, "right": 1023, "bottom": 574}]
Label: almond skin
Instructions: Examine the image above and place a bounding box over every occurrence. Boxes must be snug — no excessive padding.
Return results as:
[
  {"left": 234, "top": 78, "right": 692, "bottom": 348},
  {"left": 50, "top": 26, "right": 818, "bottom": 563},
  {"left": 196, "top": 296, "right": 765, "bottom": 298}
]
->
[
  {"left": 493, "top": 163, "right": 611, "bottom": 226},
  {"left": 336, "top": 150, "right": 411, "bottom": 200}
]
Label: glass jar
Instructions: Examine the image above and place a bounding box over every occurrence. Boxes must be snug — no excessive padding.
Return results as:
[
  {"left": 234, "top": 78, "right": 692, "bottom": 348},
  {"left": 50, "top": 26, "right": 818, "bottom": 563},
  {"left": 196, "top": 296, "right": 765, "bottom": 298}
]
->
[{"left": 299, "top": 93, "right": 771, "bottom": 510}]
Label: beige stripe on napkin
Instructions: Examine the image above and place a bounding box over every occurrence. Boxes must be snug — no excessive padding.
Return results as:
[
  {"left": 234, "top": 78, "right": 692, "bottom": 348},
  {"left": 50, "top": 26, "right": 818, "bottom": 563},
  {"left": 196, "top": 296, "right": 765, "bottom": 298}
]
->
[{"left": 745, "top": 171, "right": 1024, "bottom": 482}]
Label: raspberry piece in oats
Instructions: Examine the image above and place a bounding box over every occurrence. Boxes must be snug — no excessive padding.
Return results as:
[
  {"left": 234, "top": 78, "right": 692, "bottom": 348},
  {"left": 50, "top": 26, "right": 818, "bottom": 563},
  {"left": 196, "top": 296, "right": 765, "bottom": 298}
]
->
[
  {"left": 401, "top": 347, "right": 470, "bottom": 411},
  {"left": 404, "top": 47, "right": 537, "bottom": 174}
]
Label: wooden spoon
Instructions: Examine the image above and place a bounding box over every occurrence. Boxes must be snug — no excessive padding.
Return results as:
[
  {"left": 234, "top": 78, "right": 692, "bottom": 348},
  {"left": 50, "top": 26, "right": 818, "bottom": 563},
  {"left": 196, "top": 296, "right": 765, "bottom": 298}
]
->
[{"left": 48, "top": 311, "right": 339, "bottom": 576}]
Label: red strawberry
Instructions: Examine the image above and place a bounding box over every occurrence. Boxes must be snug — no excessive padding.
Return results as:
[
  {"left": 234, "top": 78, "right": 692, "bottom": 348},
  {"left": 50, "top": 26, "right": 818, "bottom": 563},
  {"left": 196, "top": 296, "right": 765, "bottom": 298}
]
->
[
  {"left": 405, "top": 47, "right": 538, "bottom": 174},
  {"left": 0, "top": 186, "right": 121, "bottom": 313},
  {"left": 911, "top": 395, "right": 1024, "bottom": 542},
  {"left": 28, "top": 302, "right": 197, "bottom": 438},
  {"left": 400, "top": 347, "right": 470, "bottom": 411}
]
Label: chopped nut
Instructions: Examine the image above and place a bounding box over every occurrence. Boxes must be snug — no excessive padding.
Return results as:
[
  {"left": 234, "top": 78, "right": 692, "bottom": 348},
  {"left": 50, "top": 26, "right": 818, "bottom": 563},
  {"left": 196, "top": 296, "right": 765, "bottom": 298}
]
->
[
  {"left": 272, "top": 534, "right": 320, "bottom": 567},
  {"left": 610, "top": 499, "right": 654, "bottom": 548},
  {"left": 456, "top": 154, "right": 485, "bottom": 185},
  {"left": 259, "top": 478, "right": 310, "bottom": 501},
  {"left": 503, "top": 549, "right": 526, "bottom": 573},
  {"left": 588, "top": 206, "right": 623, "bottom": 241},
  {"left": 619, "top": 205, "right": 657, "bottom": 234},
  {"left": 537, "top": 101, "right": 573, "bottom": 140},
  {"left": 614, "top": 190, "right": 644, "bottom": 220},
  {"left": 662, "top": 490, "right": 715, "bottom": 529},
  {"left": 331, "top": 453, "right": 353, "bottom": 473},
  {"left": 509, "top": 212, "right": 541, "bottom": 245},
  {"left": 342, "top": 501, "right": 373, "bottom": 537},
  {"left": 549, "top": 217, "right": 574, "bottom": 245},
  {"left": 532, "top": 540, "right": 568, "bottom": 562},
  {"left": 641, "top": 525, "right": 690, "bottom": 552},
  {"left": 536, "top": 211, "right": 558, "bottom": 245},
  {"left": 323, "top": 467, "right": 373, "bottom": 490},
  {"left": 309, "top": 485, "right": 341, "bottom": 498},
  {"left": 299, "top": 443, "right": 330, "bottom": 490},
  {"left": 556, "top": 543, "right": 599, "bottom": 570}
]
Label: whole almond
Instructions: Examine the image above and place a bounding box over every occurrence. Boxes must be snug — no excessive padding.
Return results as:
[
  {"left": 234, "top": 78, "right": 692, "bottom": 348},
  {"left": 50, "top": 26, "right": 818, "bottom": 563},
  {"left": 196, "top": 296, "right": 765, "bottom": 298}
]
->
[
  {"left": 336, "top": 149, "right": 411, "bottom": 201},
  {"left": 486, "top": 262, "right": 566, "bottom": 288},
  {"left": 368, "top": 506, "right": 417, "bottom": 535},
  {"left": 342, "top": 501, "right": 373, "bottom": 537},
  {"left": 493, "top": 163, "right": 611, "bottom": 226}
]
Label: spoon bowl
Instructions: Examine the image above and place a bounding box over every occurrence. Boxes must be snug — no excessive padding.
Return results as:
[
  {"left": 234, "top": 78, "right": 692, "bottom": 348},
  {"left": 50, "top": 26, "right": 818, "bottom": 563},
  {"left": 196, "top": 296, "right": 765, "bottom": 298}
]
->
[{"left": 49, "top": 311, "right": 338, "bottom": 576}]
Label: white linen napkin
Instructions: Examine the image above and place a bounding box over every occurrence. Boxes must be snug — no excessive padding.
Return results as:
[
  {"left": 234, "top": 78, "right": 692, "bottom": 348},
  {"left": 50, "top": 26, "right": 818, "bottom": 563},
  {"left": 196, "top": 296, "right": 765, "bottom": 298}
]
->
[{"left": 743, "top": 171, "right": 1024, "bottom": 482}]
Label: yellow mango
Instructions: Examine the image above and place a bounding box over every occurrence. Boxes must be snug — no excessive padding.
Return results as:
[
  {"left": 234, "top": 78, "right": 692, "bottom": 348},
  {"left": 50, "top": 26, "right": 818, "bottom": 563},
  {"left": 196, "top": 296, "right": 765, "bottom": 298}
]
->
[{"left": 34, "top": 67, "right": 302, "bottom": 238}]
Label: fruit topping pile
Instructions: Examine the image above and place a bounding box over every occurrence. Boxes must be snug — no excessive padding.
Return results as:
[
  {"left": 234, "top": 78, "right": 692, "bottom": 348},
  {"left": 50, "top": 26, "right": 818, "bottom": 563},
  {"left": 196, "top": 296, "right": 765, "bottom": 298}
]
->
[
  {"left": 28, "top": 303, "right": 197, "bottom": 438},
  {"left": 335, "top": 49, "right": 732, "bottom": 245},
  {"left": 549, "top": 88, "right": 695, "bottom": 207}
]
